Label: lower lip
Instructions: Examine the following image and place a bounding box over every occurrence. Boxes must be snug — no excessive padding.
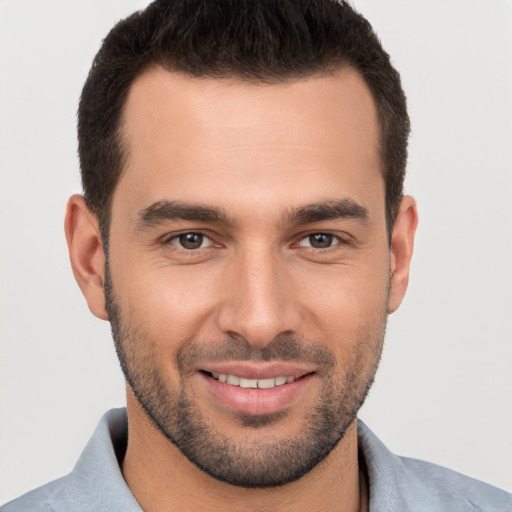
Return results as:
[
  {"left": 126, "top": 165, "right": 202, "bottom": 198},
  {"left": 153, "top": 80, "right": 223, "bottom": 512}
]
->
[{"left": 200, "top": 372, "right": 315, "bottom": 416}]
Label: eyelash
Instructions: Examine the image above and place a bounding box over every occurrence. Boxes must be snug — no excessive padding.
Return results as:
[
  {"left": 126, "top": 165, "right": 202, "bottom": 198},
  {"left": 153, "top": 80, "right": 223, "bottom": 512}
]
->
[
  {"left": 162, "top": 231, "right": 215, "bottom": 251},
  {"left": 161, "top": 230, "right": 350, "bottom": 253},
  {"left": 295, "top": 232, "right": 348, "bottom": 250}
]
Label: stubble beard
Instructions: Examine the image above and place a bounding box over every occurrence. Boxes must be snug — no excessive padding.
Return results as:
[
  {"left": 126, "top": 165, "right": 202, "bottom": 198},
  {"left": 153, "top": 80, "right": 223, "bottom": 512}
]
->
[{"left": 104, "top": 260, "right": 387, "bottom": 488}]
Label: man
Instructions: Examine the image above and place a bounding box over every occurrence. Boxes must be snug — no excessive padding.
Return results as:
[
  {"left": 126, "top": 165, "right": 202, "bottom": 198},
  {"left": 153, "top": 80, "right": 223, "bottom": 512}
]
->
[{"left": 2, "top": 0, "right": 511, "bottom": 510}]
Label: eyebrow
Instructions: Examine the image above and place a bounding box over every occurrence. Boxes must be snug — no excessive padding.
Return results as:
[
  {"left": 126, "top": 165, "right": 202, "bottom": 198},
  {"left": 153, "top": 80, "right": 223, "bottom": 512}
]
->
[
  {"left": 136, "top": 197, "right": 369, "bottom": 230},
  {"left": 287, "top": 198, "right": 369, "bottom": 225},
  {"left": 137, "top": 200, "right": 233, "bottom": 229}
]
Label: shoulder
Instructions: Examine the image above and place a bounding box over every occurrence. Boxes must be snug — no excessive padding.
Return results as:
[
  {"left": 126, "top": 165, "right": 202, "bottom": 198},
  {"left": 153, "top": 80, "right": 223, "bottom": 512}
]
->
[
  {"left": 1, "top": 409, "right": 138, "bottom": 512},
  {"left": 357, "top": 420, "right": 512, "bottom": 512},
  {"left": 1, "top": 476, "right": 72, "bottom": 512},
  {"left": 395, "top": 455, "right": 512, "bottom": 511}
]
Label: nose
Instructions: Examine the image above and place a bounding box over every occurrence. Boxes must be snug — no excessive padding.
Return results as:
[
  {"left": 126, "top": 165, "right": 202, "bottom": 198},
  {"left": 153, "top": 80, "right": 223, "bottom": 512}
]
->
[{"left": 216, "top": 248, "right": 302, "bottom": 348}]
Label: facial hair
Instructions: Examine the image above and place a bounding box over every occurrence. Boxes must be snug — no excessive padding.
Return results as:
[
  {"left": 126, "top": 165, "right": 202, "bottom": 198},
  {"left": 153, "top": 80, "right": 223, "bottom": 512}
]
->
[{"left": 104, "top": 258, "right": 387, "bottom": 488}]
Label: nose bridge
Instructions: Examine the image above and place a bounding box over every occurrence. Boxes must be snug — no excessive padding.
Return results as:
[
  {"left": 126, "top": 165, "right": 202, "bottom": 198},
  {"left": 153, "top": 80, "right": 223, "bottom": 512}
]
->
[{"left": 217, "top": 243, "right": 299, "bottom": 348}]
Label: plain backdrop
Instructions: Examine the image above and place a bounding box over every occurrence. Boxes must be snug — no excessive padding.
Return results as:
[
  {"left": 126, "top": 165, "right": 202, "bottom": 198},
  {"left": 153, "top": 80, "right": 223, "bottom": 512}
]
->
[{"left": 1, "top": 0, "right": 511, "bottom": 504}]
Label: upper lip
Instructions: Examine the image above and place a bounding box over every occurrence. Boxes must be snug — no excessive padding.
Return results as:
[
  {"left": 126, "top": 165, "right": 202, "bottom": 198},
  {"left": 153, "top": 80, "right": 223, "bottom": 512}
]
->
[{"left": 198, "top": 362, "right": 315, "bottom": 380}]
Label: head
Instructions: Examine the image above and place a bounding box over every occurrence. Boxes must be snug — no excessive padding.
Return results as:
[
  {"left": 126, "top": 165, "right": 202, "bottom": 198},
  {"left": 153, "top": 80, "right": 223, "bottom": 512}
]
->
[{"left": 67, "top": 0, "right": 417, "bottom": 490}]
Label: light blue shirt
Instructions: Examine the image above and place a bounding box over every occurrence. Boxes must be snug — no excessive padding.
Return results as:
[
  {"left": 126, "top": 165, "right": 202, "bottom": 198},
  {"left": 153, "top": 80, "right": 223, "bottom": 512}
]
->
[{"left": 2, "top": 408, "right": 511, "bottom": 511}]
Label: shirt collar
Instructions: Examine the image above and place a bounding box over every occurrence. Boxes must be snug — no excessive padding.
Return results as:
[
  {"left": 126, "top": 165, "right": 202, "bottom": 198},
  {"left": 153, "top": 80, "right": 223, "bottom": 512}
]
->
[{"left": 69, "top": 409, "right": 409, "bottom": 511}]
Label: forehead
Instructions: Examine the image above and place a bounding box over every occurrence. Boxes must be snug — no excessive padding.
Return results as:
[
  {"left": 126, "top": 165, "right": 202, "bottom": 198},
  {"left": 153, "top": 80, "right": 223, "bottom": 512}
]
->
[{"left": 114, "top": 67, "right": 382, "bottom": 221}]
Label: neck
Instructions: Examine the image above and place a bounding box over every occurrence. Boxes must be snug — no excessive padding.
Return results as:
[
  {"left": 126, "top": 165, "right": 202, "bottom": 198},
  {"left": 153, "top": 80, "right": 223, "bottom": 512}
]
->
[{"left": 122, "top": 392, "right": 368, "bottom": 512}]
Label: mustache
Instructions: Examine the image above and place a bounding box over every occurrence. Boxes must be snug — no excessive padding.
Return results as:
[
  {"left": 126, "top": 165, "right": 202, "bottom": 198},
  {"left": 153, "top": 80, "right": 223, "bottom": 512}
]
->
[{"left": 176, "top": 334, "right": 335, "bottom": 370}]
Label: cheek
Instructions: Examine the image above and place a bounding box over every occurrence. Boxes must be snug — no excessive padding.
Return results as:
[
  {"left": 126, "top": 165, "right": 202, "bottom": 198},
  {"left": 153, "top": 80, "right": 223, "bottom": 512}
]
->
[
  {"left": 295, "top": 259, "right": 389, "bottom": 365},
  {"left": 300, "top": 260, "right": 390, "bottom": 320},
  {"left": 118, "top": 263, "right": 221, "bottom": 346}
]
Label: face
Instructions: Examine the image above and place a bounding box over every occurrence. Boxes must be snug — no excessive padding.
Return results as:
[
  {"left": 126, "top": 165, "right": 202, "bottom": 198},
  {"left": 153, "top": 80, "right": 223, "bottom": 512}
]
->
[{"left": 105, "top": 67, "right": 392, "bottom": 487}]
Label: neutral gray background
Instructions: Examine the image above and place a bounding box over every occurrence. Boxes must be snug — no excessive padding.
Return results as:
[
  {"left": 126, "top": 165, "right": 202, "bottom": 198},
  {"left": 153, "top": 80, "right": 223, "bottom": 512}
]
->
[{"left": 1, "top": 0, "right": 511, "bottom": 504}]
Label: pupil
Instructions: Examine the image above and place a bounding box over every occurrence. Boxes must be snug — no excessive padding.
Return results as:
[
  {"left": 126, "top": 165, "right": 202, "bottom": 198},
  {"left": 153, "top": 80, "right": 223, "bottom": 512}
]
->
[
  {"left": 310, "top": 233, "right": 332, "bottom": 248},
  {"left": 180, "top": 233, "right": 203, "bottom": 249}
]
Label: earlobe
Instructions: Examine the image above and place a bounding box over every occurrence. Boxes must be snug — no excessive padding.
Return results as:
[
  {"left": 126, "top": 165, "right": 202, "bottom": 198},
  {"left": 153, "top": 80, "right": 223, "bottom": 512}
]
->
[
  {"left": 388, "top": 195, "right": 418, "bottom": 314},
  {"left": 64, "top": 194, "right": 109, "bottom": 320}
]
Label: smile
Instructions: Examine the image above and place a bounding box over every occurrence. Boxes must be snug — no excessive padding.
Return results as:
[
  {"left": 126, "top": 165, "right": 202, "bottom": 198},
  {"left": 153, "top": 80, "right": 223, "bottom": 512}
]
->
[
  {"left": 210, "top": 372, "right": 295, "bottom": 389},
  {"left": 200, "top": 367, "right": 315, "bottom": 415}
]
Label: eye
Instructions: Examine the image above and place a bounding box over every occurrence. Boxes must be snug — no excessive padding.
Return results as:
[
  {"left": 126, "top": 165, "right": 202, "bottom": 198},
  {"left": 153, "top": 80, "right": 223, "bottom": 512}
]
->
[
  {"left": 298, "top": 233, "right": 339, "bottom": 249},
  {"left": 168, "top": 232, "right": 213, "bottom": 250}
]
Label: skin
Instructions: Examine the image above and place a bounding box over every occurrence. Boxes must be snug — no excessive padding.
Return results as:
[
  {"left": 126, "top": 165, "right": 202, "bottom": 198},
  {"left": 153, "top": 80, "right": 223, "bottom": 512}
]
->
[{"left": 65, "top": 67, "right": 417, "bottom": 511}]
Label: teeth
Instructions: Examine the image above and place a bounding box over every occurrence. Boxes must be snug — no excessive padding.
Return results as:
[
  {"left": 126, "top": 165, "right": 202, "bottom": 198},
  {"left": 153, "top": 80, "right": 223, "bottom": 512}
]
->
[
  {"left": 257, "top": 377, "right": 276, "bottom": 389},
  {"left": 226, "top": 375, "right": 240, "bottom": 385},
  {"left": 239, "top": 378, "right": 258, "bottom": 388},
  {"left": 212, "top": 373, "right": 295, "bottom": 388}
]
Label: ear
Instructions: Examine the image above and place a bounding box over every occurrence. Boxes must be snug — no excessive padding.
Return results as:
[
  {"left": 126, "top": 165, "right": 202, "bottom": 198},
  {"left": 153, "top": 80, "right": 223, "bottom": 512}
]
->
[
  {"left": 388, "top": 195, "right": 418, "bottom": 314},
  {"left": 64, "top": 194, "right": 108, "bottom": 320}
]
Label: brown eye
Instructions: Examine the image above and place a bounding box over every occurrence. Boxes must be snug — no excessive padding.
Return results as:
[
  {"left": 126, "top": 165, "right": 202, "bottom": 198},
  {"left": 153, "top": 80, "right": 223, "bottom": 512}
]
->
[
  {"left": 181, "top": 233, "right": 203, "bottom": 249},
  {"left": 302, "top": 233, "right": 335, "bottom": 249},
  {"left": 171, "top": 233, "right": 209, "bottom": 250}
]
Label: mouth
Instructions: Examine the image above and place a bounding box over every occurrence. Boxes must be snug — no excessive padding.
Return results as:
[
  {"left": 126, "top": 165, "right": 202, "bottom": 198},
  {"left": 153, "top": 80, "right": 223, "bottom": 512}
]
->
[{"left": 198, "top": 364, "right": 316, "bottom": 416}]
